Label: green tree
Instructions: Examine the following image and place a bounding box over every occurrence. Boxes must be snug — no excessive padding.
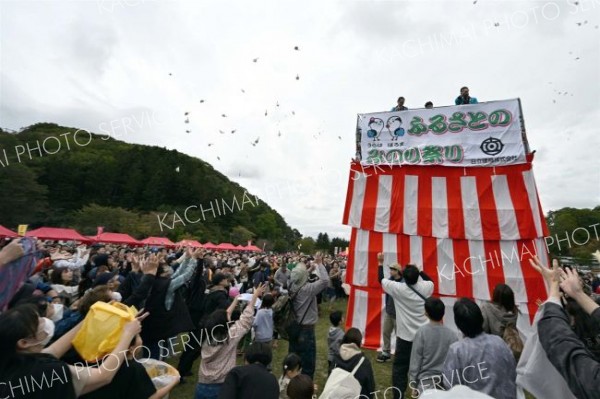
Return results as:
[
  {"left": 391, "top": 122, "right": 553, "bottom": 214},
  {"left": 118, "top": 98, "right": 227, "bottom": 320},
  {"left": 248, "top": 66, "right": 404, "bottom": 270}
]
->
[
  {"left": 231, "top": 225, "right": 255, "bottom": 245},
  {"left": 316, "top": 232, "right": 330, "bottom": 251},
  {"left": 255, "top": 213, "right": 280, "bottom": 240},
  {"left": 70, "top": 204, "right": 156, "bottom": 238},
  {"left": 273, "top": 238, "right": 289, "bottom": 253},
  {"left": 0, "top": 124, "right": 299, "bottom": 245},
  {"left": 297, "top": 237, "right": 316, "bottom": 254},
  {"left": 0, "top": 163, "right": 48, "bottom": 227},
  {"left": 545, "top": 207, "right": 600, "bottom": 258},
  {"left": 292, "top": 228, "right": 303, "bottom": 241},
  {"left": 330, "top": 237, "right": 350, "bottom": 255}
]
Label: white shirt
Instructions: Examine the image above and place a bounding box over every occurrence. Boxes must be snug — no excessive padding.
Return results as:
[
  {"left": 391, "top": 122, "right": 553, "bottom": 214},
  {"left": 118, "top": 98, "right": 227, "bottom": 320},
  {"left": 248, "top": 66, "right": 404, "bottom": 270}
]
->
[
  {"left": 52, "top": 248, "right": 90, "bottom": 270},
  {"left": 381, "top": 277, "right": 434, "bottom": 341}
]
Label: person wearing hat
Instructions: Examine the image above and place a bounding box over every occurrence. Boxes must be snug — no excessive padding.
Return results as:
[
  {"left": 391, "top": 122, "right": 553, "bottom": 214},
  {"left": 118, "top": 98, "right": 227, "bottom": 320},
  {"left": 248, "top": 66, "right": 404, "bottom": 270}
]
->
[
  {"left": 377, "top": 257, "right": 402, "bottom": 363},
  {"left": 92, "top": 271, "right": 122, "bottom": 301},
  {"left": 202, "top": 272, "right": 233, "bottom": 320},
  {"left": 288, "top": 254, "right": 330, "bottom": 380},
  {"left": 252, "top": 262, "right": 269, "bottom": 289}
]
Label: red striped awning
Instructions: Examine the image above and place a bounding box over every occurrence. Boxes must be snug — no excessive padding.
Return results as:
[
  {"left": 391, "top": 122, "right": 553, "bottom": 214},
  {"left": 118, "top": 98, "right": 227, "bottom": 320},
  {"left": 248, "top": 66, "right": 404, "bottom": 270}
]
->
[
  {"left": 342, "top": 160, "right": 549, "bottom": 349},
  {"left": 343, "top": 161, "right": 549, "bottom": 241}
]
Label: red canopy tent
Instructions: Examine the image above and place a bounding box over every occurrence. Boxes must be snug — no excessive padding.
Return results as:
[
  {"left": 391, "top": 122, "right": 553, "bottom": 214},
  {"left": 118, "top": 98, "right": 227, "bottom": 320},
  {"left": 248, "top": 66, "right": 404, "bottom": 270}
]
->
[
  {"left": 216, "top": 243, "right": 237, "bottom": 250},
  {"left": 244, "top": 245, "right": 262, "bottom": 252},
  {"left": 177, "top": 239, "right": 203, "bottom": 248},
  {"left": 202, "top": 242, "right": 219, "bottom": 250},
  {"left": 26, "top": 227, "right": 90, "bottom": 242},
  {"left": 141, "top": 237, "right": 176, "bottom": 247},
  {"left": 234, "top": 245, "right": 246, "bottom": 251},
  {"left": 0, "top": 225, "right": 17, "bottom": 238},
  {"left": 88, "top": 232, "right": 141, "bottom": 246}
]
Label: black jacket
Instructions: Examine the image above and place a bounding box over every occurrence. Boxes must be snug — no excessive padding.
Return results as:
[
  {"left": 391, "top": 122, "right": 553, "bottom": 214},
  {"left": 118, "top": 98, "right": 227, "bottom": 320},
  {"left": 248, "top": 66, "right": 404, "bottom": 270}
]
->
[
  {"left": 141, "top": 276, "right": 194, "bottom": 342},
  {"left": 119, "top": 273, "right": 155, "bottom": 309},
  {"left": 332, "top": 344, "right": 376, "bottom": 399},
  {"left": 80, "top": 360, "right": 156, "bottom": 399},
  {"left": 219, "top": 363, "right": 279, "bottom": 399},
  {"left": 1, "top": 354, "right": 77, "bottom": 399},
  {"left": 185, "top": 263, "right": 207, "bottom": 325},
  {"left": 202, "top": 288, "right": 230, "bottom": 318},
  {"left": 538, "top": 302, "right": 600, "bottom": 399},
  {"left": 378, "top": 266, "right": 399, "bottom": 317}
]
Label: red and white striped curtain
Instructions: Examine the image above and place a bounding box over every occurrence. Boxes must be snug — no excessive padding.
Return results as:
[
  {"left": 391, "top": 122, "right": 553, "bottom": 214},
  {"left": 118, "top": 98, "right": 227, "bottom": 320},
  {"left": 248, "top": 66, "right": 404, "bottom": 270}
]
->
[{"left": 342, "top": 159, "right": 550, "bottom": 349}]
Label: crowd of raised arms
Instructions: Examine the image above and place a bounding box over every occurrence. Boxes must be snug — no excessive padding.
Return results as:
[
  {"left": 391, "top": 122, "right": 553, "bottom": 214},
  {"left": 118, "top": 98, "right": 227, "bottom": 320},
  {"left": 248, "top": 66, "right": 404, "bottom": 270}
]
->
[{"left": 0, "top": 237, "right": 599, "bottom": 399}]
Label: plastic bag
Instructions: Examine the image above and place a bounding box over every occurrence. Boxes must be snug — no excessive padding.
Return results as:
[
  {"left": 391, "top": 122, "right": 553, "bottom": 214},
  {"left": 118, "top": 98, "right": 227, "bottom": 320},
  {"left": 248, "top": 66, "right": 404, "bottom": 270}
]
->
[
  {"left": 72, "top": 301, "right": 137, "bottom": 361},
  {"left": 141, "top": 358, "right": 180, "bottom": 399}
]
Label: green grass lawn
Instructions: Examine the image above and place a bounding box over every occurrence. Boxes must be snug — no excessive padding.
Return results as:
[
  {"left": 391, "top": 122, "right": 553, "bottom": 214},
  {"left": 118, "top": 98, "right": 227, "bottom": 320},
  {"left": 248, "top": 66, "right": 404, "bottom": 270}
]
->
[{"left": 166, "top": 298, "right": 534, "bottom": 398}]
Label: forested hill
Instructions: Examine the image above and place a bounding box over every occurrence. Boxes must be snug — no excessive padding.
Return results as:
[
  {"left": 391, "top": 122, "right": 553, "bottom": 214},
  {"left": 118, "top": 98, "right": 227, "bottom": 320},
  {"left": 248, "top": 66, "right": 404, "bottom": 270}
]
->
[{"left": 0, "top": 123, "right": 300, "bottom": 250}]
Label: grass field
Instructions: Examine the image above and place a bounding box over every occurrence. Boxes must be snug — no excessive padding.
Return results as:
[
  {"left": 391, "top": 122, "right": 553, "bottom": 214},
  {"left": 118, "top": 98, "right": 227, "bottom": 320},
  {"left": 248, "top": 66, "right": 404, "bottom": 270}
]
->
[{"left": 166, "top": 298, "right": 533, "bottom": 399}]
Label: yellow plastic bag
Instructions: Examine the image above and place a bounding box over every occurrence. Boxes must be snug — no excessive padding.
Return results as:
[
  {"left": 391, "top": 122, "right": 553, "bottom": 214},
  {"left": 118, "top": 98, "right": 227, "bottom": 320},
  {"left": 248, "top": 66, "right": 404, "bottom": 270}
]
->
[{"left": 72, "top": 301, "right": 138, "bottom": 362}]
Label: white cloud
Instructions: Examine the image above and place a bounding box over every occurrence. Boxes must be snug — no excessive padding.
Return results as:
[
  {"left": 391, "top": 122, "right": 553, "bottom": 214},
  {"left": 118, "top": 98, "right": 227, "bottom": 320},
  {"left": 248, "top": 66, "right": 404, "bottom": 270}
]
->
[{"left": 1, "top": 0, "right": 599, "bottom": 239}]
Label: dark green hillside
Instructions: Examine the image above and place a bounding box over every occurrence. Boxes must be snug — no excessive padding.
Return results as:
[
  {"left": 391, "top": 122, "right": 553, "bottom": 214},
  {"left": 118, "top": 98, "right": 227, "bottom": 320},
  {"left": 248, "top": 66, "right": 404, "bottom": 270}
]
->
[{"left": 0, "top": 123, "right": 299, "bottom": 249}]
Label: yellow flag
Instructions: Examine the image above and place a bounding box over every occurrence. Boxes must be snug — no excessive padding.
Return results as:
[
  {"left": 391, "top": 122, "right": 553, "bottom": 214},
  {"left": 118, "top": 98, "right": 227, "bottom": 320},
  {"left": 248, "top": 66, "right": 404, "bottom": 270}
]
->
[{"left": 17, "top": 225, "right": 28, "bottom": 236}]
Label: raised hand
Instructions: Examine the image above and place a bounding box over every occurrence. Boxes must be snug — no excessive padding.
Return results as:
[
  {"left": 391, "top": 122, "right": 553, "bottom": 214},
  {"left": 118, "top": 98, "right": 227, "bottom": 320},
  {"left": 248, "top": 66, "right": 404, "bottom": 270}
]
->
[
  {"left": 186, "top": 246, "right": 194, "bottom": 259},
  {"left": 192, "top": 248, "right": 204, "bottom": 259},
  {"left": 253, "top": 282, "right": 268, "bottom": 298},
  {"left": 142, "top": 254, "right": 159, "bottom": 275},
  {"left": 123, "top": 312, "right": 149, "bottom": 337},
  {"left": 529, "top": 256, "right": 559, "bottom": 285},
  {"left": 559, "top": 267, "right": 584, "bottom": 298},
  {"left": 0, "top": 238, "right": 25, "bottom": 266},
  {"left": 131, "top": 254, "right": 143, "bottom": 273},
  {"left": 529, "top": 255, "right": 560, "bottom": 299}
]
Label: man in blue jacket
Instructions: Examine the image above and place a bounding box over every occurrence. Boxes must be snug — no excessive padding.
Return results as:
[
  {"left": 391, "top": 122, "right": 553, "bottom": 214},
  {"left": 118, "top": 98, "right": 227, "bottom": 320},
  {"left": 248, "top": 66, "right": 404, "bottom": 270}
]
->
[{"left": 455, "top": 86, "right": 478, "bottom": 105}]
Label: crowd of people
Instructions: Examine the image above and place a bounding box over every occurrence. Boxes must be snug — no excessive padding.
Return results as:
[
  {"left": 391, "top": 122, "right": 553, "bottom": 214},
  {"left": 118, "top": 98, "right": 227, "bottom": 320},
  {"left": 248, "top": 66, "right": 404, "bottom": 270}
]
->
[
  {"left": 1, "top": 235, "right": 599, "bottom": 399},
  {"left": 0, "top": 237, "right": 350, "bottom": 399},
  {"left": 376, "top": 253, "right": 600, "bottom": 399}
]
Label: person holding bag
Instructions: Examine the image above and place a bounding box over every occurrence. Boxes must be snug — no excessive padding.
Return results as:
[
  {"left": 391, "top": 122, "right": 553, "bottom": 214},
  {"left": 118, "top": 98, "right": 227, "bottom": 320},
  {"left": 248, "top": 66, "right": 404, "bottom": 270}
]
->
[
  {"left": 324, "top": 328, "right": 376, "bottom": 399},
  {"left": 0, "top": 303, "right": 148, "bottom": 398}
]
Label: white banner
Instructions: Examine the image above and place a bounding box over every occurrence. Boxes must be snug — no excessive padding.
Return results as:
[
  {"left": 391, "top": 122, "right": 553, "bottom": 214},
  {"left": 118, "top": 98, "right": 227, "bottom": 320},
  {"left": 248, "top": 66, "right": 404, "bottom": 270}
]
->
[{"left": 357, "top": 99, "right": 526, "bottom": 167}]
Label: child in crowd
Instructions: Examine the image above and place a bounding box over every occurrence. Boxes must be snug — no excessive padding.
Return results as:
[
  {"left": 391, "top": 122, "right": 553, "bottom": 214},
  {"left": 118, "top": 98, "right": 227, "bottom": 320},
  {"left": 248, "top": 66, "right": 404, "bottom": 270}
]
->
[
  {"left": 253, "top": 293, "right": 274, "bottom": 368},
  {"left": 330, "top": 328, "right": 376, "bottom": 399},
  {"left": 279, "top": 353, "right": 302, "bottom": 399},
  {"left": 327, "top": 310, "right": 345, "bottom": 374},
  {"left": 219, "top": 342, "right": 279, "bottom": 399},
  {"left": 408, "top": 297, "right": 459, "bottom": 397},
  {"left": 287, "top": 374, "right": 315, "bottom": 399},
  {"left": 253, "top": 294, "right": 275, "bottom": 344}
]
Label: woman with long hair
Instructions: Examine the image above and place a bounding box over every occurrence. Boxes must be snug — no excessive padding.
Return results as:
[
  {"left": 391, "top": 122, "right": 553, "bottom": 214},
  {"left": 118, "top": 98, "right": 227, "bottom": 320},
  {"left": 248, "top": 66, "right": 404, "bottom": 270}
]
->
[
  {"left": 49, "top": 266, "right": 80, "bottom": 306},
  {"left": 0, "top": 304, "right": 145, "bottom": 399},
  {"left": 195, "top": 283, "right": 266, "bottom": 399},
  {"left": 481, "top": 283, "right": 519, "bottom": 337},
  {"left": 278, "top": 353, "right": 302, "bottom": 399}
]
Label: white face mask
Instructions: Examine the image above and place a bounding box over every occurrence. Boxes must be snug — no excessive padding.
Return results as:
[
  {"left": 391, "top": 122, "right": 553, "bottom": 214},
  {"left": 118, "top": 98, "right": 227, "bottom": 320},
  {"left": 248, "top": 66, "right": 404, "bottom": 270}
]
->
[
  {"left": 39, "top": 317, "right": 55, "bottom": 347},
  {"left": 50, "top": 304, "right": 64, "bottom": 322},
  {"left": 111, "top": 292, "right": 123, "bottom": 302},
  {"left": 24, "top": 317, "right": 55, "bottom": 349}
]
